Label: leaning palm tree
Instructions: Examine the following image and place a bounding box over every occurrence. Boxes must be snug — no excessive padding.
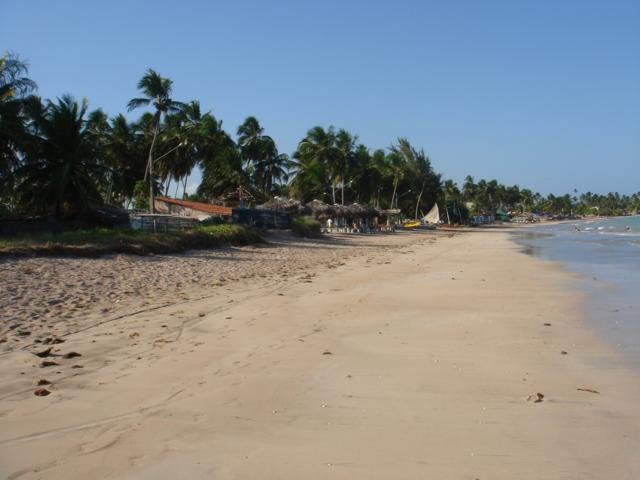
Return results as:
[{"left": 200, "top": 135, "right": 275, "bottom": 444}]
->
[{"left": 127, "top": 69, "right": 185, "bottom": 212}]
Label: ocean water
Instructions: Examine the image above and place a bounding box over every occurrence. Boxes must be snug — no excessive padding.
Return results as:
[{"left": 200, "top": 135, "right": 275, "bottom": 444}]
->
[{"left": 514, "top": 216, "right": 640, "bottom": 366}]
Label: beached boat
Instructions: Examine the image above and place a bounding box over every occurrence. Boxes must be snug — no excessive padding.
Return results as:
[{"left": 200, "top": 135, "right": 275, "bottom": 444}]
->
[
  {"left": 402, "top": 220, "right": 422, "bottom": 228},
  {"left": 422, "top": 203, "right": 441, "bottom": 224}
]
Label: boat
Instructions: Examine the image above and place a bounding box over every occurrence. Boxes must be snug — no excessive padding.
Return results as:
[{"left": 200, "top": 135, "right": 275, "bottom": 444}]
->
[
  {"left": 402, "top": 220, "right": 421, "bottom": 228},
  {"left": 422, "top": 203, "right": 441, "bottom": 224}
]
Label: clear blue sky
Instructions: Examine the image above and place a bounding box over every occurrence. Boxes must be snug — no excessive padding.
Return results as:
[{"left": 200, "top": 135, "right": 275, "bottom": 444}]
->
[{"left": 2, "top": 0, "right": 639, "bottom": 195}]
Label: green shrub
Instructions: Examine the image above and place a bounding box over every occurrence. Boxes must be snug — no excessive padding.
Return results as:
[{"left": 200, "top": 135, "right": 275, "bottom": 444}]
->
[
  {"left": 291, "top": 216, "right": 322, "bottom": 238},
  {"left": 0, "top": 224, "right": 262, "bottom": 257}
]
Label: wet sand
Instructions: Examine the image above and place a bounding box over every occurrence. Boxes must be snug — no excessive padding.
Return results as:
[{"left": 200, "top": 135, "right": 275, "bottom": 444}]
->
[{"left": 1, "top": 229, "right": 639, "bottom": 479}]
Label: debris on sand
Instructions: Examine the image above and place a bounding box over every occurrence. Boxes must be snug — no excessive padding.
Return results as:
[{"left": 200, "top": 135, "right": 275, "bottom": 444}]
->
[
  {"left": 43, "top": 337, "right": 65, "bottom": 345},
  {"left": 36, "top": 379, "right": 51, "bottom": 386},
  {"left": 561, "top": 350, "right": 568, "bottom": 355},
  {"left": 40, "top": 361, "right": 59, "bottom": 368},
  {"left": 322, "top": 350, "right": 333, "bottom": 355},
  {"left": 62, "top": 352, "right": 82, "bottom": 359},
  {"left": 543, "top": 323, "right": 552, "bottom": 326},
  {"left": 577, "top": 388, "right": 599, "bottom": 394},
  {"left": 527, "top": 392, "right": 545, "bottom": 403},
  {"left": 34, "top": 388, "right": 51, "bottom": 396},
  {"left": 33, "top": 347, "right": 54, "bottom": 358}
]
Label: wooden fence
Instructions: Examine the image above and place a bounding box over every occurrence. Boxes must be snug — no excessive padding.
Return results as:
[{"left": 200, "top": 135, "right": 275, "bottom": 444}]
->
[{"left": 130, "top": 214, "right": 198, "bottom": 232}]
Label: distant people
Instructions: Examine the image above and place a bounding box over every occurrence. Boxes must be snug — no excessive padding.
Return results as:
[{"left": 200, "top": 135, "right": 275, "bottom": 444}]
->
[
  {"left": 626, "top": 226, "right": 631, "bottom": 231},
  {"left": 573, "top": 225, "right": 581, "bottom": 232},
  {"left": 327, "top": 218, "right": 332, "bottom": 232}
]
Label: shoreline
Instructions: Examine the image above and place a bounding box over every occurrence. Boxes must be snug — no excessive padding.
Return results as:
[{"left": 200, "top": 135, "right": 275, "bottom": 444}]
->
[
  {"left": 1, "top": 229, "right": 639, "bottom": 479},
  {"left": 509, "top": 219, "right": 640, "bottom": 371}
]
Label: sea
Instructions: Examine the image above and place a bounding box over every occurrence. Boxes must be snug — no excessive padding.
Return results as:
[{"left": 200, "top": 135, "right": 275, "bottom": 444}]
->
[{"left": 514, "top": 216, "right": 640, "bottom": 367}]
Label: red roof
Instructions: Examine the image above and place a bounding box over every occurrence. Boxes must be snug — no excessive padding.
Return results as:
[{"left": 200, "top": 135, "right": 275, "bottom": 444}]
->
[{"left": 156, "top": 197, "right": 232, "bottom": 217}]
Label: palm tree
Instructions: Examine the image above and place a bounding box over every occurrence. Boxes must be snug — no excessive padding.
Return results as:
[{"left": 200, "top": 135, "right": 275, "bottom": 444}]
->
[
  {"left": 198, "top": 116, "right": 248, "bottom": 200},
  {"left": 386, "top": 144, "right": 408, "bottom": 209},
  {"left": 257, "top": 137, "right": 289, "bottom": 195},
  {"left": 104, "top": 114, "right": 148, "bottom": 206},
  {"left": 0, "top": 52, "right": 37, "bottom": 206},
  {"left": 127, "top": 69, "right": 185, "bottom": 212},
  {"left": 237, "top": 116, "right": 267, "bottom": 164},
  {"left": 335, "top": 129, "right": 357, "bottom": 205},
  {"left": 161, "top": 100, "right": 204, "bottom": 198},
  {"left": 294, "top": 126, "right": 338, "bottom": 203},
  {"left": 15, "top": 95, "right": 103, "bottom": 218}
]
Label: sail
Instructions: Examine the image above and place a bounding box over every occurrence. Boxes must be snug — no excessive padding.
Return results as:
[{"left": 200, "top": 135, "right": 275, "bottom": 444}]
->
[{"left": 422, "top": 203, "right": 441, "bottom": 224}]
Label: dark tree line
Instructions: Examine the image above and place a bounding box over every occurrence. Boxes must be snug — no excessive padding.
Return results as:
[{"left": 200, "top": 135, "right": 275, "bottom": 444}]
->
[{"left": 1, "top": 52, "right": 637, "bottom": 222}]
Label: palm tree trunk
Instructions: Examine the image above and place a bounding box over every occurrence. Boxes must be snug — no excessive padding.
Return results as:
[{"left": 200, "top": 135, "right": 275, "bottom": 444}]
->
[
  {"left": 390, "top": 177, "right": 399, "bottom": 209},
  {"left": 414, "top": 184, "right": 425, "bottom": 220},
  {"left": 341, "top": 169, "right": 345, "bottom": 206},
  {"left": 147, "top": 113, "right": 161, "bottom": 214},
  {"left": 182, "top": 174, "right": 189, "bottom": 199}
]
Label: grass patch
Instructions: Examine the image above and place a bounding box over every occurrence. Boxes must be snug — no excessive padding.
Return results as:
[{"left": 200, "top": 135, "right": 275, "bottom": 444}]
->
[
  {"left": 0, "top": 224, "right": 262, "bottom": 258},
  {"left": 291, "top": 216, "right": 322, "bottom": 238}
]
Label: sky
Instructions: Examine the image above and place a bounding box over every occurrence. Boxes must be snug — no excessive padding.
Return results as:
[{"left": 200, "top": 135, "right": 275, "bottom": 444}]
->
[{"left": 2, "top": 0, "right": 639, "bottom": 195}]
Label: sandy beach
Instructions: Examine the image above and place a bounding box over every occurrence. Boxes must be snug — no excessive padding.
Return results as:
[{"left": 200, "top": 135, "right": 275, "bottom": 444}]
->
[{"left": 1, "top": 229, "right": 639, "bottom": 479}]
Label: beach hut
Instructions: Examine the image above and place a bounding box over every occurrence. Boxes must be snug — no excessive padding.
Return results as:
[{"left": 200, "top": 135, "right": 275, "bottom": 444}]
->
[{"left": 496, "top": 207, "right": 510, "bottom": 222}]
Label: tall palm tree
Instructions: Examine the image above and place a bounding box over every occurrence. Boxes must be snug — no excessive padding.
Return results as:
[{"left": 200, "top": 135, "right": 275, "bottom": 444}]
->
[
  {"left": 127, "top": 69, "right": 185, "bottom": 212},
  {"left": 256, "top": 137, "right": 289, "bottom": 195},
  {"left": 294, "top": 126, "right": 338, "bottom": 203},
  {"left": 335, "top": 129, "right": 357, "bottom": 205},
  {"left": 237, "top": 116, "right": 267, "bottom": 163}
]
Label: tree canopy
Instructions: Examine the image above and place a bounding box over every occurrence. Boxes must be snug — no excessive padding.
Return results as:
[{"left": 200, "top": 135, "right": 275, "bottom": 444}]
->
[{"left": 2, "top": 52, "right": 638, "bottom": 221}]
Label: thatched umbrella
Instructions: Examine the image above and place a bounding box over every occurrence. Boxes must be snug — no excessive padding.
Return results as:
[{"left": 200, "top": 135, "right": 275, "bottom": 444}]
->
[
  {"left": 332, "top": 204, "right": 350, "bottom": 219},
  {"left": 363, "top": 206, "right": 381, "bottom": 218},
  {"left": 306, "top": 199, "right": 332, "bottom": 219},
  {"left": 258, "top": 196, "right": 303, "bottom": 214},
  {"left": 347, "top": 203, "right": 366, "bottom": 218}
]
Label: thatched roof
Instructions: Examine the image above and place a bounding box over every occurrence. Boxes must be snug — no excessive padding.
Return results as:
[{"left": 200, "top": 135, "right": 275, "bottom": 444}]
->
[
  {"left": 305, "top": 199, "right": 332, "bottom": 218},
  {"left": 258, "top": 197, "right": 304, "bottom": 214},
  {"left": 303, "top": 201, "right": 383, "bottom": 219}
]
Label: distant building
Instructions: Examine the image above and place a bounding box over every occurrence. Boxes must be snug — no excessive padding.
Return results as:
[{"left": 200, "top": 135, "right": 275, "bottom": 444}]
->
[{"left": 154, "top": 197, "right": 232, "bottom": 220}]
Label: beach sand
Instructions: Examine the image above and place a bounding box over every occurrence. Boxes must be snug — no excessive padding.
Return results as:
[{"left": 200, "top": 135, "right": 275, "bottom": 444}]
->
[{"left": 1, "top": 229, "right": 639, "bottom": 479}]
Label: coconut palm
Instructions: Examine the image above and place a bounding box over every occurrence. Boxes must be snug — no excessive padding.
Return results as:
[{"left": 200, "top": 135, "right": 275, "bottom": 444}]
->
[
  {"left": 237, "top": 116, "right": 268, "bottom": 163},
  {"left": 15, "top": 95, "right": 104, "bottom": 218},
  {"left": 0, "top": 52, "right": 37, "bottom": 202},
  {"left": 104, "top": 114, "right": 148, "bottom": 205},
  {"left": 256, "top": 137, "right": 289, "bottom": 195},
  {"left": 334, "top": 129, "right": 357, "bottom": 205},
  {"left": 127, "top": 69, "right": 185, "bottom": 212},
  {"left": 294, "top": 126, "right": 339, "bottom": 203}
]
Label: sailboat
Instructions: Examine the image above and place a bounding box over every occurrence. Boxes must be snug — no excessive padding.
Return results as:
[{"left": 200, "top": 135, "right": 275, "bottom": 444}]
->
[{"left": 422, "top": 203, "right": 441, "bottom": 225}]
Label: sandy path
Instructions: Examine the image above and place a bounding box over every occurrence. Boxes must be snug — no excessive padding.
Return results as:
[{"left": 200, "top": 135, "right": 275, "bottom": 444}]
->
[{"left": 1, "top": 230, "right": 639, "bottom": 479}]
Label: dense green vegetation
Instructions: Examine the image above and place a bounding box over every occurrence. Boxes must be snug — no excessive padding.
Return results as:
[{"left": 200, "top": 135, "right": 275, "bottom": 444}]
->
[
  {"left": 0, "top": 224, "right": 261, "bottom": 257},
  {"left": 1, "top": 52, "right": 638, "bottom": 223}
]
